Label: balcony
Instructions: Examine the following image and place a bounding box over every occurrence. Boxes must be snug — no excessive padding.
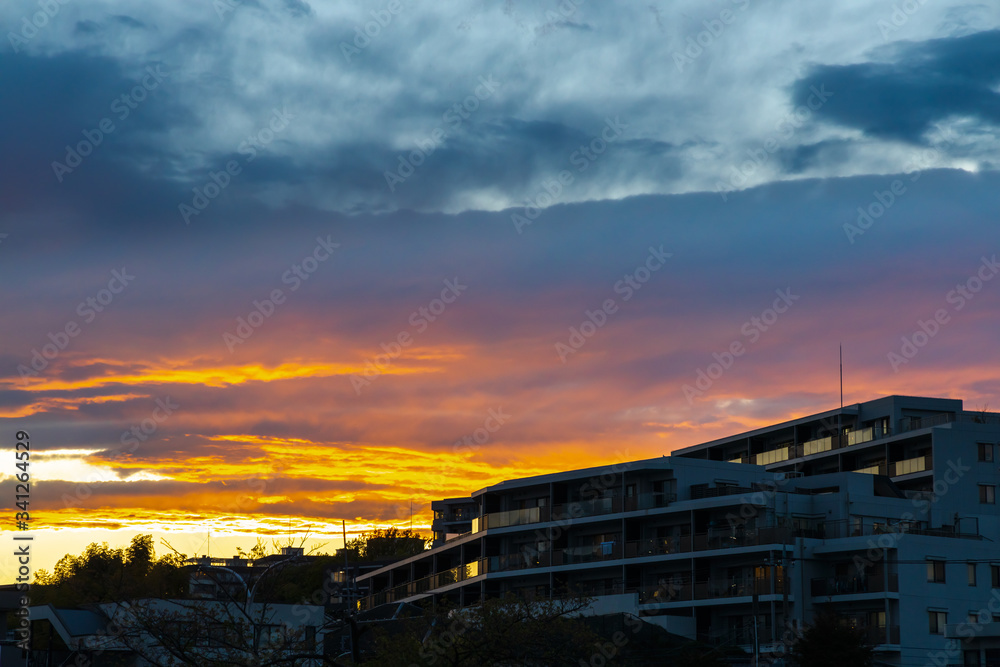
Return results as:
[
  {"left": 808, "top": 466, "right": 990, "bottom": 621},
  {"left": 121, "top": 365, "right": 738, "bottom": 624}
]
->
[
  {"left": 810, "top": 573, "right": 899, "bottom": 596},
  {"left": 755, "top": 447, "right": 790, "bottom": 465},
  {"left": 800, "top": 424, "right": 891, "bottom": 458},
  {"left": 891, "top": 454, "right": 931, "bottom": 476},
  {"left": 819, "top": 519, "right": 979, "bottom": 540},
  {"left": 899, "top": 412, "right": 956, "bottom": 432},
  {"left": 474, "top": 492, "right": 681, "bottom": 534},
  {"left": 486, "top": 527, "right": 802, "bottom": 575},
  {"left": 473, "top": 506, "right": 545, "bottom": 532},
  {"left": 853, "top": 462, "right": 887, "bottom": 475},
  {"left": 639, "top": 576, "right": 786, "bottom": 604},
  {"left": 861, "top": 625, "right": 900, "bottom": 645},
  {"left": 846, "top": 427, "right": 875, "bottom": 446},
  {"left": 358, "top": 558, "right": 485, "bottom": 610},
  {"left": 629, "top": 526, "right": 797, "bottom": 558},
  {"left": 803, "top": 436, "right": 834, "bottom": 456},
  {"left": 690, "top": 485, "right": 753, "bottom": 500},
  {"left": 489, "top": 542, "right": 624, "bottom": 571}
]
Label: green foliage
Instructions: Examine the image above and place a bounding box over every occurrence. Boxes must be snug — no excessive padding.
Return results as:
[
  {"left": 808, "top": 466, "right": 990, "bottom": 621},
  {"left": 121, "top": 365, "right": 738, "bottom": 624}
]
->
[
  {"left": 790, "top": 612, "right": 874, "bottom": 667},
  {"left": 345, "top": 527, "right": 428, "bottom": 562},
  {"left": 32, "top": 534, "right": 186, "bottom": 607}
]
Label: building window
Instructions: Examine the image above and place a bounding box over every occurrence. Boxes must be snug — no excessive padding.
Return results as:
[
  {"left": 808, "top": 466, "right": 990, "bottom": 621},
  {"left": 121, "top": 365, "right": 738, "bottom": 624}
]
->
[
  {"left": 969, "top": 563, "right": 978, "bottom": 586},
  {"left": 929, "top": 610, "right": 947, "bottom": 634},
  {"left": 928, "top": 560, "right": 946, "bottom": 583},
  {"left": 992, "top": 565, "right": 1000, "bottom": 588},
  {"left": 965, "top": 649, "right": 981, "bottom": 666},
  {"left": 980, "top": 485, "right": 996, "bottom": 504},
  {"left": 979, "top": 443, "right": 994, "bottom": 462}
]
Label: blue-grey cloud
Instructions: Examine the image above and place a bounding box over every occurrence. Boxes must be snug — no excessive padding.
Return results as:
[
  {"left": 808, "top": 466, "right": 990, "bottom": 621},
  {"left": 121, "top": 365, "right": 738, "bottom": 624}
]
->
[{"left": 792, "top": 29, "right": 1000, "bottom": 144}]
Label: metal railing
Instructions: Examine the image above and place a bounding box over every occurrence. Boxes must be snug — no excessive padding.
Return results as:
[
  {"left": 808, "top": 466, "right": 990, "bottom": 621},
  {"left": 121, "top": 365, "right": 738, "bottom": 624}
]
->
[
  {"left": 899, "top": 412, "right": 955, "bottom": 432},
  {"left": 810, "top": 573, "right": 898, "bottom": 596},
  {"left": 639, "top": 575, "right": 786, "bottom": 603},
  {"left": 474, "top": 492, "right": 680, "bottom": 533},
  {"left": 357, "top": 558, "right": 485, "bottom": 610}
]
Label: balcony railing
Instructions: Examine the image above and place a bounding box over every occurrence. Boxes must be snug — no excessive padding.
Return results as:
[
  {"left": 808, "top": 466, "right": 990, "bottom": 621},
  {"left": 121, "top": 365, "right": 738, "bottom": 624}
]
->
[
  {"left": 803, "top": 436, "right": 833, "bottom": 456},
  {"left": 690, "top": 485, "right": 753, "bottom": 500},
  {"left": 819, "top": 519, "right": 979, "bottom": 540},
  {"left": 473, "top": 506, "right": 545, "bottom": 532},
  {"left": 799, "top": 424, "right": 892, "bottom": 459},
  {"left": 853, "top": 462, "right": 887, "bottom": 475},
  {"left": 755, "top": 447, "right": 790, "bottom": 465},
  {"left": 810, "top": 573, "right": 898, "bottom": 596},
  {"left": 891, "top": 454, "right": 931, "bottom": 476},
  {"left": 862, "top": 625, "right": 900, "bottom": 645},
  {"left": 846, "top": 427, "right": 875, "bottom": 446},
  {"left": 488, "top": 527, "right": 802, "bottom": 575},
  {"left": 639, "top": 576, "right": 786, "bottom": 603},
  {"left": 475, "top": 492, "right": 681, "bottom": 533},
  {"left": 357, "top": 558, "right": 485, "bottom": 610}
]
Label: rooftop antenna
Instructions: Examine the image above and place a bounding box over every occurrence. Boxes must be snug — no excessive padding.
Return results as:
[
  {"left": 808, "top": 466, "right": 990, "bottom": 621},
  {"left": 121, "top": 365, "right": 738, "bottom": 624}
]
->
[
  {"left": 342, "top": 520, "right": 350, "bottom": 604},
  {"left": 838, "top": 344, "right": 843, "bottom": 443}
]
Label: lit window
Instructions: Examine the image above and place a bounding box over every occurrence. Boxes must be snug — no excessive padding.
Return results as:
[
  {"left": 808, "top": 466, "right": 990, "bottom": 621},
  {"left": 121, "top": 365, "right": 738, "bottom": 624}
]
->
[
  {"left": 980, "top": 485, "right": 996, "bottom": 505},
  {"left": 927, "top": 560, "right": 946, "bottom": 583},
  {"left": 969, "top": 563, "right": 978, "bottom": 586}
]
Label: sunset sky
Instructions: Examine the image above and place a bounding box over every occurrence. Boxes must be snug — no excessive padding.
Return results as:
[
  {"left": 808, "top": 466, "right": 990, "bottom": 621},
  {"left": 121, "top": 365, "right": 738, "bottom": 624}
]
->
[{"left": 2, "top": 1, "right": 1000, "bottom": 577}]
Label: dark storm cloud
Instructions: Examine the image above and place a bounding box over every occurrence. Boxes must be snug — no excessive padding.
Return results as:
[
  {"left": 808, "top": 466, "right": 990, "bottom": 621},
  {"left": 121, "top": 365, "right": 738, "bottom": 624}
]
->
[
  {"left": 0, "top": 50, "right": 196, "bottom": 238},
  {"left": 0, "top": 390, "right": 33, "bottom": 408},
  {"left": 792, "top": 29, "right": 1000, "bottom": 143}
]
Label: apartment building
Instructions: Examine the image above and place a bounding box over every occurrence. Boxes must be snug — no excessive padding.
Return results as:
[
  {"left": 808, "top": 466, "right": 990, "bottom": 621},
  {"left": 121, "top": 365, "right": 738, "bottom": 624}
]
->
[
  {"left": 357, "top": 395, "right": 1000, "bottom": 666},
  {"left": 431, "top": 497, "right": 478, "bottom": 546}
]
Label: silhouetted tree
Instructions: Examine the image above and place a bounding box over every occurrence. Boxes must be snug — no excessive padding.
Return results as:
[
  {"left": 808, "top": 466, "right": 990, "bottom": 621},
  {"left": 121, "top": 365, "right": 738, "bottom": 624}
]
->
[
  {"left": 344, "top": 527, "right": 428, "bottom": 562},
  {"left": 363, "top": 594, "right": 606, "bottom": 666},
  {"left": 790, "top": 612, "right": 874, "bottom": 667},
  {"left": 32, "top": 535, "right": 185, "bottom": 607}
]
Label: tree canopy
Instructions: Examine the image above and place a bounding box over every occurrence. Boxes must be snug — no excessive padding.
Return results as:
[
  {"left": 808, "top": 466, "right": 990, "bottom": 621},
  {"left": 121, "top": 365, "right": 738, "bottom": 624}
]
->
[
  {"left": 789, "top": 612, "right": 875, "bottom": 667},
  {"left": 32, "top": 534, "right": 186, "bottom": 607},
  {"left": 343, "top": 527, "right": 428, "bottom": 562}
]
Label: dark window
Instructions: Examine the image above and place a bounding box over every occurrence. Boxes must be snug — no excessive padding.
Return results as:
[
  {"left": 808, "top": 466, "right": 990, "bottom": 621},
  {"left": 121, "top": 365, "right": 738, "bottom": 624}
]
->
[
  {"left": 991, "top": 565, "right": 1000, "bottom": 588},
  {"left": 929, "top": 610, "right": 947, "bottom": 634},
  {"left": 978, "top": 442, "right": 994, "bottom": 462},
  {"left": 969, "top": 563, "right": 978, "bottom": 585},
  {"left": 980, "top": 485, "right": 996, "bottom": 504},
  {"left": 928, "top": 560, "right": 946, "bottom": 583}
]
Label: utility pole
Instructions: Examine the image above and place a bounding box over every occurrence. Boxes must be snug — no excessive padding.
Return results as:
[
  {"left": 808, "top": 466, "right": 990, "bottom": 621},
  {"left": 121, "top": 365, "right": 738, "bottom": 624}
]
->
[
  {"left": 752, "top": 595, "right": 760, "bottom": 667},
  {"left": 342, "top": 520, "right": 360, "bottom": 664}
]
